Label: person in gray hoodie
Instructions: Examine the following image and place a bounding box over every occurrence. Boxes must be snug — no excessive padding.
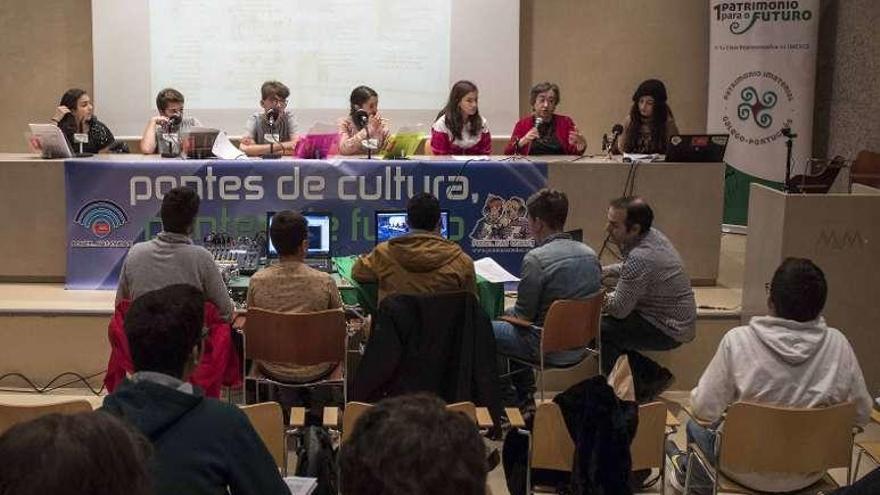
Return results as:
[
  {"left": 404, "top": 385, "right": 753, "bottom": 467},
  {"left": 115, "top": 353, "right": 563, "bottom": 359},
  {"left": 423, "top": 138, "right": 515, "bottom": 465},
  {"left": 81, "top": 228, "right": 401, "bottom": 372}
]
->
[{"left": 667, "top": 258, "right": 873, "bottom": 494}]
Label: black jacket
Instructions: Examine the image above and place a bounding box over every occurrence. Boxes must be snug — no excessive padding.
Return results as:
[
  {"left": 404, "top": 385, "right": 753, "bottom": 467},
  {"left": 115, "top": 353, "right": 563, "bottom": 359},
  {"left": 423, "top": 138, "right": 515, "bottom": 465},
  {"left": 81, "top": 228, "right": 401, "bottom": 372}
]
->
[
  {"left": 101, "top": 379, "right": 288, "bottom": 495},
  {"left": 554, "top": 376, "right": 639, "bottom": 495},
  {"left": 351, "top": 291, "right": 503, "bottom": 423}
]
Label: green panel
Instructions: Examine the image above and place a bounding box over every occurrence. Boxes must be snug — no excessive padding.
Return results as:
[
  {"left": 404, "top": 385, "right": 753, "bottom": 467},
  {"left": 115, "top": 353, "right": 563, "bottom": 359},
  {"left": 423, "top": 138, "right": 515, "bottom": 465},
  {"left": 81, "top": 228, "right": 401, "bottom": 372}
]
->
[{"left": 723, "top": 165, "right": 783, "bottom": 226}]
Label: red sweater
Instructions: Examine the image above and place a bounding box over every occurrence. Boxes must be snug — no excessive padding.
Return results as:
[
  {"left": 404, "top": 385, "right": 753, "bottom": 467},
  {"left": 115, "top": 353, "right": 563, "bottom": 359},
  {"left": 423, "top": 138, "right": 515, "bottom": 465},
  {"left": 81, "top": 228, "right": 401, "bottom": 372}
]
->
[
  {"left": 504, "top": 114, "right": 582, "bottom": 155},
  {"left": 430, "top": 115, "right": 492, "bottom": 155}
]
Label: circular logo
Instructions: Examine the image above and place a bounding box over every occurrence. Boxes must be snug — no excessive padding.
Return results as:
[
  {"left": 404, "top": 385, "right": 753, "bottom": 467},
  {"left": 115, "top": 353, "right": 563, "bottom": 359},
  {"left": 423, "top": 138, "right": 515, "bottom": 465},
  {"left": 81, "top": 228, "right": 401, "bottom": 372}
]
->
[
  {"left": 91, "top": 220, "right": 112, "bottom": 238},
  {"left": 720, "top": 70, "right": 795, "bottom": 179}
]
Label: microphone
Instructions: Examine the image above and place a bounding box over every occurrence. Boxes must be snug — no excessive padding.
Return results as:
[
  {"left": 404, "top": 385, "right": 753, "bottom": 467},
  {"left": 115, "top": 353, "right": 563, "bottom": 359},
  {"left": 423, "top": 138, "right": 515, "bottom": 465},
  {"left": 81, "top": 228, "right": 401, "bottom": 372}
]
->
[
  {"left": 607, "top": 123, "right": 624, "bottom": 155},
  {"left": 781, "top": 127, "right": 797, "bottom": 138},
  {"left": 534, "top": 116, "right": 543, "bottom": 128},
  {"left": 266, "top": 108, "right": 278, "bottom": 128},
  {"left": 354, "top": 109, "right": 369, "bottom": 128},
  {"left": 165, "top": 113, "right": 182, "bottom": 132}
]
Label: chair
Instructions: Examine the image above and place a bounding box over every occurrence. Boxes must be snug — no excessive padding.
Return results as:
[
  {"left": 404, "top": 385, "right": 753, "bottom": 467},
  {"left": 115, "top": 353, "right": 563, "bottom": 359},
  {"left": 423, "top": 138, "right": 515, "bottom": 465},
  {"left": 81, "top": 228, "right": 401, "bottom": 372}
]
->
[
  {"left": 105, "top": 299, "right": 241, "bottom": 398},
  {"left": 854, "top": 441, "right": 880, "bottom": 480},
  {"left": 503, "top": 291, "right": 604, "bottom": 401},
  {"left": 530, "top": 400, "right": 677, "bottom": 494},
  {"left": 685, "top": 401, "right": 857, "bottom": 494},
  {"left": 326, "top": 401, "right": 522, "bottom": 443},
  {"left": 0, "top": 400, "right": 93, "bottom": 435},
  {"left": 240, "top": 307, "right": 350, "bottom": 404},
  {"left": 240, "top": 402, "right": 286, "bottom": 474},
  {"left": 851, "top": 150, "right": 880, "bottom": 189}
]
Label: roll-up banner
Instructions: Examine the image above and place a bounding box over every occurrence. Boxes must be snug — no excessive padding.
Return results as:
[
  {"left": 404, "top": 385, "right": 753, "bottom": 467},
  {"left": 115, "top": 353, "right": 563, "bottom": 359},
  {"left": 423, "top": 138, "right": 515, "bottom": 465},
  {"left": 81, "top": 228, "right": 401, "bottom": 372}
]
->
[{"left": 708, "top": 0, "right": 820, "bottom": 225}]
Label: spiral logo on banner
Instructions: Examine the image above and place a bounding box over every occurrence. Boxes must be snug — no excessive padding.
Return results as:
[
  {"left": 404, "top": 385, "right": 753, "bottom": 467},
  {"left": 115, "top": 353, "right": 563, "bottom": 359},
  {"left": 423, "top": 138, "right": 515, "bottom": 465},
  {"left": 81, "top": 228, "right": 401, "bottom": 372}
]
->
[
  {"left": 737, "top": 86, "right": 778, "bottom": 128},
  {"left": 75, "top": 200, "right": 129, "bottom": 238}
]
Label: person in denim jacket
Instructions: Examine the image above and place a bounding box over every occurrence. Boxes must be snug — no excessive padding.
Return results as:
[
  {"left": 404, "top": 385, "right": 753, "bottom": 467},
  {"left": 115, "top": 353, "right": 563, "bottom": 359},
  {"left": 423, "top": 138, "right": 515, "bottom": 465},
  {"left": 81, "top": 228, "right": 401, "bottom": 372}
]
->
[{"left": 492, "top": 189, "right": 601, "bottom": 411}]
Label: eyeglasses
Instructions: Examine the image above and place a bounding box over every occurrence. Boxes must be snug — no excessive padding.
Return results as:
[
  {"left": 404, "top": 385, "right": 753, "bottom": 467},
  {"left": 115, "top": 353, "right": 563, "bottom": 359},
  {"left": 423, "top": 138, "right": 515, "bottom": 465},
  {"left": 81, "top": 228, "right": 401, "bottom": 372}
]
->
[{"left": 267, "top": 97, "right": 288, "bottom": 107}]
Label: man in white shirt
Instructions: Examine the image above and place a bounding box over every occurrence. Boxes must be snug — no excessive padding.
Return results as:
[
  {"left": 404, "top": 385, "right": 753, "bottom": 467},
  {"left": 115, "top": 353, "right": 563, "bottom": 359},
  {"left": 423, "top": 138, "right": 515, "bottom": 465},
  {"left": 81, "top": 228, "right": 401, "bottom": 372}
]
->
[{"left": 666, "top": 258, "right": 872, "bottom": 493}]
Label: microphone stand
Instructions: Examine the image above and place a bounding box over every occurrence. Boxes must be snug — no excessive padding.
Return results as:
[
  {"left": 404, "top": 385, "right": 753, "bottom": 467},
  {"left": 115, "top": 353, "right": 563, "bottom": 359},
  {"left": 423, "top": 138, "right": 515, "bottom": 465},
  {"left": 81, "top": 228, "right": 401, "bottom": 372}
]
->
[
  {"left": 365, "top": 121, "right": 372, "bottom": 160},
  {"left": 782, "top": 128, "right": 797, "bottom": 192},
  {"left": 262, "top": 111, "right": 281, "bottom": 160}
]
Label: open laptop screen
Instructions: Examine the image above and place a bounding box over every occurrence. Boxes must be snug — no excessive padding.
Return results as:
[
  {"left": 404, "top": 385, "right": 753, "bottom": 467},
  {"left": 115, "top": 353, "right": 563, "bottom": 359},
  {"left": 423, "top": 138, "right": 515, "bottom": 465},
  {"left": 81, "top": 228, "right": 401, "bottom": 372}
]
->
[
  {"left": 375, "top": 210, "right": 449, "bottom": 244},
  {"left": 266, "top": 212, "right": 331, "bottom": 257}
]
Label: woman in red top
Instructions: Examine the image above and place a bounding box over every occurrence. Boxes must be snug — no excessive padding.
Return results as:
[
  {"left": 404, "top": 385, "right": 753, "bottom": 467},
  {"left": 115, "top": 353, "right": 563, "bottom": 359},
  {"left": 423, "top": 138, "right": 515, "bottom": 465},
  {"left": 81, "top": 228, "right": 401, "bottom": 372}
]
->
[
  {"left": 504, "top": 82, "right": 587, "bottom": 156},
  {"left": 430, "top": 80, "right": 492, "bottom": 155}
]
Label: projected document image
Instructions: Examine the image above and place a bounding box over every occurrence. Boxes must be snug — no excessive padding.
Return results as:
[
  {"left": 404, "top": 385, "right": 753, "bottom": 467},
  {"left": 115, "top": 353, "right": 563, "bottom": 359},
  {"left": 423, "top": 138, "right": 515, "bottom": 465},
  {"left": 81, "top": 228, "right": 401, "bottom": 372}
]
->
[{"left": 150, "top": 0, "right": 451, "bottom": 110}]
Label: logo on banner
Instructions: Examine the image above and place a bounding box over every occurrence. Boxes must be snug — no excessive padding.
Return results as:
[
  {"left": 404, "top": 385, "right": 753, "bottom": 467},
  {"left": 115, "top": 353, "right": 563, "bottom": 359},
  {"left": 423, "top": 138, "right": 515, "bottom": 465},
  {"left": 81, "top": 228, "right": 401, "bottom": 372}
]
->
[
  {"left": 74, "top": 200, "right": 129, "bottom": 239},
  {"left": 737, "top": 86, "right": 777, "bottom": 128},
  {"left": 721, "top": 71, "right": 793, "bottom": 148},
  {"left": 469, "top": 194, "right": 535, "bottom": 250},
  {"left": 712, "top": 1, "right": 814, "bottom": 35}
]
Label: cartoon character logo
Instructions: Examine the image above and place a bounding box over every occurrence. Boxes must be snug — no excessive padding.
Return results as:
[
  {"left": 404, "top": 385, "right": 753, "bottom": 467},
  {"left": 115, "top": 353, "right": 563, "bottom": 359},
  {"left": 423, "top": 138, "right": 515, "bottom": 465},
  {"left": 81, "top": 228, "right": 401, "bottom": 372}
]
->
[
  {"left": 470, "top": 194, "right": 531, "bottom": 241},
  {"left": 74, "top": 200, "right": 129, "bottom": 238}
]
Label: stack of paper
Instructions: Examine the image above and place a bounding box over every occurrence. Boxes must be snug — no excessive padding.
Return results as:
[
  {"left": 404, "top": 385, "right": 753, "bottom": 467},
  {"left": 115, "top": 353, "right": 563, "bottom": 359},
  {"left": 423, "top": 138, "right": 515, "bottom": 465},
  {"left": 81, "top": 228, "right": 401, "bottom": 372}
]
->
[{"left": 474, "top": 257, "right": 520, "bottom": 283}]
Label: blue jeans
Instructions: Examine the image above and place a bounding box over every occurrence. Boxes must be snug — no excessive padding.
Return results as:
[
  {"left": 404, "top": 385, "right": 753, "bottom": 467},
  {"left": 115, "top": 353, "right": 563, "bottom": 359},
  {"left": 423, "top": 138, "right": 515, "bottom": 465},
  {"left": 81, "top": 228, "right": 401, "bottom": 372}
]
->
[
  {"left": 493, "top": 319, "right": 587, "bottom": 406},
  {"left": 684, "top": 420, "right": 718, "bottom": 494}
]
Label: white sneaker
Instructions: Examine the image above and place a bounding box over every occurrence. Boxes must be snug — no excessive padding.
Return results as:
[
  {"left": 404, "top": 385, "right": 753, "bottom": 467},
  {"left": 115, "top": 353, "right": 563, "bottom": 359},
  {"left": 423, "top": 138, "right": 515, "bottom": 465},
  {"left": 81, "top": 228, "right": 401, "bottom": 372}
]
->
[{"left": 666, "top": 455, "right": 686, "bottom": 493}]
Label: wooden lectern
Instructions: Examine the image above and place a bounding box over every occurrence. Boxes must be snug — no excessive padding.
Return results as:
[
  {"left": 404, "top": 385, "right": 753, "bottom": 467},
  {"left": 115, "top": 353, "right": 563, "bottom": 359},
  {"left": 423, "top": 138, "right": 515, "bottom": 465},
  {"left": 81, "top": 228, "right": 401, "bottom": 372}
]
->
[{"left": 743, "top": 183, "right": 880, "bottom": 392}]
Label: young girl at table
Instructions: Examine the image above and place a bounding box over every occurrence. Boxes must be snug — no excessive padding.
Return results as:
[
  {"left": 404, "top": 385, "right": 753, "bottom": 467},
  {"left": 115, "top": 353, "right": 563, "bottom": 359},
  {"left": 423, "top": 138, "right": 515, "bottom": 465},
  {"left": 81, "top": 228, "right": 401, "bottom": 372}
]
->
[
  {"left": 615, "top": 79, "right": 679, "bottom": 155},
  {"left": 51, "top": 88, "right": 119, "bottom": 154},
  {"left": 430, "top": 80, "right": 492, "bottom": 155},
  {"left": 337, "top": 85, "right": 391, "bottom": 155}
]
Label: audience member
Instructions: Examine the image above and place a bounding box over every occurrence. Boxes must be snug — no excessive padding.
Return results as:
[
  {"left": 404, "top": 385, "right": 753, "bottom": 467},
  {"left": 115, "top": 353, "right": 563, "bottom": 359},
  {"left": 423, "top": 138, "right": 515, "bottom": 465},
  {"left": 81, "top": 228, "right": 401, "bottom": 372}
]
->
[
  {"left": 493, "top": 189, "right": 601, "bottom": 412},
  {"left": 240, "top": 80, "right": 299, "bottom": 157},
  {"left": 247, "top": 210, "right": 343, "bottom": 410},
  {"left": 116, "top": 185, "right": 233, "bottom": 321},
  {"left": 102, "top": 284, "right": 288, "bottom": 495},
  {"left": 430, "top": 80, "right": 491, "bottom": 155},
  {"left": 601, "top": 196, "right": 695, "bottom": 393},
  {"left": 666, "top": 258, "right": 873, "bottom": 494},
  {"left": 0, "top": 411, "right": 152, "bottom": 495},
  {"left": 51, "top": 88, "right": 118, "bottom": 154},
  {"left": 504, "top": 82, "right": 587, "bottom": 156},
  {"left": 352, "top": 192, "right": 477, "bottom": 302},
  {"left": 339, "top": 394, "right": 487, "bottom": 495},
  {"left": 338, "top": 85, "right": 391, "bottom": 155},
  {"left": 140, "top": 88, "right": 202, "bottom": 155}
]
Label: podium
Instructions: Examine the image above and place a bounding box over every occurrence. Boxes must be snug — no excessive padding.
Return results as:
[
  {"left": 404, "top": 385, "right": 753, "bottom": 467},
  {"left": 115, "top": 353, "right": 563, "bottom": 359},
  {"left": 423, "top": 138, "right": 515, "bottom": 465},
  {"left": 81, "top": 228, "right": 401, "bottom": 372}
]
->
[{"left": 743, "top": 183, "right": 880, "bottom": 391}]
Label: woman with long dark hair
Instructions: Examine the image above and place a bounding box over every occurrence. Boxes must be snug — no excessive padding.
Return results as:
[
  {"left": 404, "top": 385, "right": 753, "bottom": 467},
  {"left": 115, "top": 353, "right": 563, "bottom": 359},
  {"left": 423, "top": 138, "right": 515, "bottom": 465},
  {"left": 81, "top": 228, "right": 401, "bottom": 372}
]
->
[
  {"left": 338, "top": 85, "right": 391, "bottom": 155},
  {"left": 616, "top": 79, "right": 679, "bottom": 154},
  {"left": 50, "top": 88, "right": 117, "bottom": 153},
  {"left": 430, "top": 80, "right": 491, "bottom": 155}
]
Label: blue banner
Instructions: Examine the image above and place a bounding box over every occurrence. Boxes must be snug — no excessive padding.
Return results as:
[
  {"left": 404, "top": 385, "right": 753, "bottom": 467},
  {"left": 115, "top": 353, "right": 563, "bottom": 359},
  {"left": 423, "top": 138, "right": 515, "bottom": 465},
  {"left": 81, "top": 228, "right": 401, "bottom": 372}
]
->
[{"left": 65, "top": 159, "right": 548, "bottom": 289}]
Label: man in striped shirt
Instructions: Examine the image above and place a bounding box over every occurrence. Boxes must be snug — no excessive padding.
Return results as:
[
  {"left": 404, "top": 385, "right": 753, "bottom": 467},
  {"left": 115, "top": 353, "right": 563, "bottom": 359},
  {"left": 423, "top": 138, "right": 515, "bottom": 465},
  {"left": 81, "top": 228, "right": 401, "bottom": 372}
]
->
[{"left": 601, "top": 197, "right": 696, "bottom": 392}]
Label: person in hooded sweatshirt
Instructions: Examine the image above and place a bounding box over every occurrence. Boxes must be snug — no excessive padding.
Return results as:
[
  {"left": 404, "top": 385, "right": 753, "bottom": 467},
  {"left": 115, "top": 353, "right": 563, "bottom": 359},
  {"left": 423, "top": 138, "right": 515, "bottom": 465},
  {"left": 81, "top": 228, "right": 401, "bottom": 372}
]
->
[
  {"left": 666, "top": 258, "right": 873, "bottom": 494},
  {"left": 101, "top": 284, "right": 289, "bottom": 495},
  {"left": 352, "top": 192, "right": 477, "bottom": 302}
]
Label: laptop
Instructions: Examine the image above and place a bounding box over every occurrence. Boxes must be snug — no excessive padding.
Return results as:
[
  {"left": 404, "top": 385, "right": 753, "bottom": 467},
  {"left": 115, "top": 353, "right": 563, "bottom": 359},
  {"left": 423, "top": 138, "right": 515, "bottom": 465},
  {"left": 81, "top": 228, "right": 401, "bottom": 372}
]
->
[
  {"left": 381, "top": 132, "right": 424, "bottom": 160},
  {"left": 665, "top": 134, "right": 729, "bottom": 163},
  {"left": 266, "top": 212, "right": 334, "bottom": 272},
  {"left": 375, "top": 210, "right": 450, "bottom": 244},
  {"left": 28, "top": 124, "right": 74, "bottom": 159},
  {"left": 180, "top": 127, "right": 220, "bottom": 159}
]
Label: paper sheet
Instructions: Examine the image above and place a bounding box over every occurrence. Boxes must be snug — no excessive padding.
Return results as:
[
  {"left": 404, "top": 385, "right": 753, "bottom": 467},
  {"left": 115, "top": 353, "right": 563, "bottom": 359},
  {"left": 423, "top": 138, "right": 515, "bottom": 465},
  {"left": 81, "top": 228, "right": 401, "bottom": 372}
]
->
[
  {"left": 212, "top": 130, "right": 247, "bottom": 159},
  {"left": 284, "top": 476, "right": 318, "bottom": 495},
  {"left": 474, "top": 257, "right": 520, "bottom": 283}
]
